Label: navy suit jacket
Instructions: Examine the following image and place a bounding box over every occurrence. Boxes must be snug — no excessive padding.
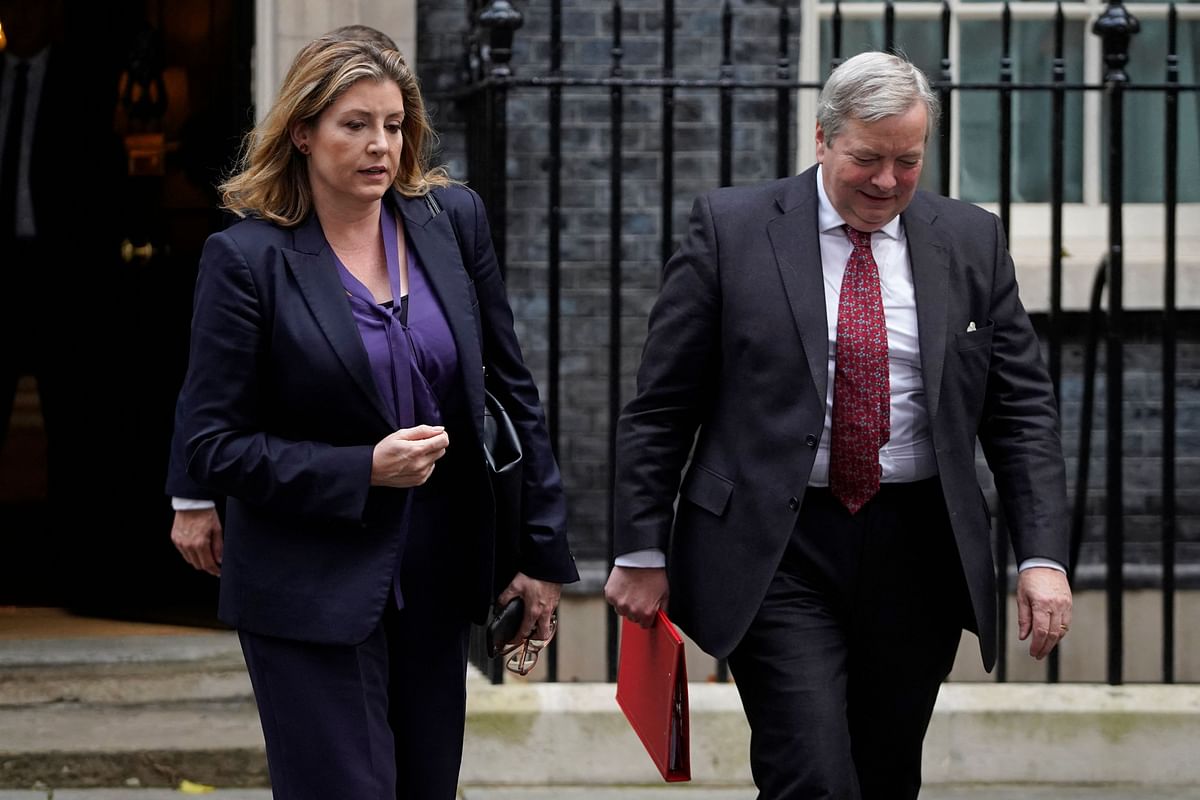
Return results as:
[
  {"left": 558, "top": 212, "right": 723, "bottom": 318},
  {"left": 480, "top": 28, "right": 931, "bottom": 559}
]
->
[
  {"left": 614, "top": 166, "right": 1068, "bottom": 670},
  {"left": 174, "top": 185, "right": 577, "bottom": 644}
]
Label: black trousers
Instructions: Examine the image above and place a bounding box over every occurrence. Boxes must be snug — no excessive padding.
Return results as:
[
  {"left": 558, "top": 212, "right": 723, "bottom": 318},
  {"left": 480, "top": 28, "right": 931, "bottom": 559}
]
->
[
  {"left": 728, "top": 478, "right": 972, "bottom": 800},
  {"left": 0, "top": 238, "right": 78, "bottom": 500},
  {"left": 239, "top": 481, "right": 472, "bottom": 800}
]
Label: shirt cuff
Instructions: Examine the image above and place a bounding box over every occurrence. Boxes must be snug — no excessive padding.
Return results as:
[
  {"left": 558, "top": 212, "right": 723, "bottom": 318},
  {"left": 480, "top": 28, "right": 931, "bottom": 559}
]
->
[
  {"left": 1018, "top": 557, "right": 1066, "bottom": 574},
  {"left": 614, "top": 548, "right": 667, "bottom": 569},
  {"left": 172, "top": 497, "right": 217, "bottom": 511}
]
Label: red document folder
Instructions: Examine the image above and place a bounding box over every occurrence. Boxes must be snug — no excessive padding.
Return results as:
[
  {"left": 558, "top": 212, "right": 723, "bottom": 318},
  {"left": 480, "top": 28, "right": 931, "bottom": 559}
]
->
[{"left": 615, "top": 610, "right": 691, "bottom": 782}]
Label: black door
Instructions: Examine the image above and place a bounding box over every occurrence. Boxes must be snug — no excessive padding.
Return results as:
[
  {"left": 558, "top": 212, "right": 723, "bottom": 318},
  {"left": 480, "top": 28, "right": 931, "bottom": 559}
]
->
[{"left": 0, "top": 0, "right": 253, "bottom": 625}]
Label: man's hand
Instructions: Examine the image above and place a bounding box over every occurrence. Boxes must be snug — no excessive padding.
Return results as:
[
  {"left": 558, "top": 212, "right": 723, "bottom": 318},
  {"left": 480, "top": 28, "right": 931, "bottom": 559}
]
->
[
  {"left": 604, "top": 566, "right": 669, "bottom": 628},
  {"left": 1017, "top": 566, "right": 1073, "bottom": 660},
  {"left": 170, "top": 508, "right": 223, "bottom": 577}
]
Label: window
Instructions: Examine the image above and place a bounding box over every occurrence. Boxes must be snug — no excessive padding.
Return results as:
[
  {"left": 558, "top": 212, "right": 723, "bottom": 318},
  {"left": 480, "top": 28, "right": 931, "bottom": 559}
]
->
[{"left": 796, "top": 0, "right": 1200, "bottom": 204}]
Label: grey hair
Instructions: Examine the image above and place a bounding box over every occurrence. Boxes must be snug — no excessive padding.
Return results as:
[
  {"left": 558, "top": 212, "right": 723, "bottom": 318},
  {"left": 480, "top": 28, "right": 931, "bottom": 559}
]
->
[{"left": 816, "top": 52, "right": 940, "bottom": 144}]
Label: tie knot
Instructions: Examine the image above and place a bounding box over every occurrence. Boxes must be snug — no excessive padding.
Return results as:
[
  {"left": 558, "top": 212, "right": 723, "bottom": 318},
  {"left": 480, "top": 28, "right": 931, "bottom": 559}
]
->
[{"left": 844, "top": 226, "right": 872, "bottom": 249}]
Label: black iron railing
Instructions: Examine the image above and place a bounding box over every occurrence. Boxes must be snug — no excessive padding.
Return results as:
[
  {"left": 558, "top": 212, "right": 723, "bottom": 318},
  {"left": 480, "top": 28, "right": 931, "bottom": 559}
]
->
[{"left": 449, "top": 0, "right": 1197, "bottom": 686}]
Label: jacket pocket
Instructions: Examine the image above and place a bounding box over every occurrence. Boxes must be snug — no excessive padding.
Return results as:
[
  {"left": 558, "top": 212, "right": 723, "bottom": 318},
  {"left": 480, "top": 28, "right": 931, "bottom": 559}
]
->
[
  {"left": 954, "top": 320, "right": 995, "bottom": 351},
  {"left": 679, "top": 463, "right": 734, "bottom": 517}
]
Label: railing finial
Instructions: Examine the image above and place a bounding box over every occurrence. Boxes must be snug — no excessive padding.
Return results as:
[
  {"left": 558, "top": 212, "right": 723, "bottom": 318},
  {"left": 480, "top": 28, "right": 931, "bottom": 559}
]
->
[
  {"left": 478, "top": 0, "right": 524, "bottom": 78},
  {"left": 1092, "top": 0, "right": 1140, "bottom": 83}
]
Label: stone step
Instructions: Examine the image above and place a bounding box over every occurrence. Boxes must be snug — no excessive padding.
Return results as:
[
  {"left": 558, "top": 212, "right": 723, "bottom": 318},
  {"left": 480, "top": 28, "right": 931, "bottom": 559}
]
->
[{"left": 4, "top": 635, "right": 1200, "bottom": 791}]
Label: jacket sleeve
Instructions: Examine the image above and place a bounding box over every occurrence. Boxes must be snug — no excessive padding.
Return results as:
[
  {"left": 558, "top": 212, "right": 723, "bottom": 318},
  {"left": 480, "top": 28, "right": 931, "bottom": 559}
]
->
[
  {"left": 179, "top": 231, "right": 375, "bottom": 522},
  {"left": 457, "top": 188, "right": 578, "bottom": 583},
  {"left": 977, "top": 212, "right": 1070, "bottom": 568},
  {"left": 164, "top": 386, "right": 214, "bottom": 500},
  {"left": 613, "top": 193, "right": 722, "bottom": 556}
]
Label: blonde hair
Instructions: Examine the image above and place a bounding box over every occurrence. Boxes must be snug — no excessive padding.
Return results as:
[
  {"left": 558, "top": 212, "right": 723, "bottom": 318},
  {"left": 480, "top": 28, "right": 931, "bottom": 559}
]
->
[{"left": 220, "top": 38, "right": 451, "bottom": 226}]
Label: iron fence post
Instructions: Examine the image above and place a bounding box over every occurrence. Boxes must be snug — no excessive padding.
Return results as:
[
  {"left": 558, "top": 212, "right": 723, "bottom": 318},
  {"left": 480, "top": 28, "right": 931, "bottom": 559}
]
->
[
  {"left": 476, "top": 0, "right": 524, "bottom": 684},
  {"left": 478, "top": 0, "right": 523, "bottom": 280},
  {"left": 1093, "top": 0, "right": 1139, "bottom": 687},
  {"left": 1161, "top": 2, "right": 1179, "bottom": 685}
]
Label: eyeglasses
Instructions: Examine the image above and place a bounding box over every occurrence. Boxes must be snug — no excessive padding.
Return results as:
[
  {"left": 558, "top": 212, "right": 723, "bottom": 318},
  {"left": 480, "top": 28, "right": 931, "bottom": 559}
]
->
[{"left": 497, "top": 614, "right": 558, "bottom": 676}]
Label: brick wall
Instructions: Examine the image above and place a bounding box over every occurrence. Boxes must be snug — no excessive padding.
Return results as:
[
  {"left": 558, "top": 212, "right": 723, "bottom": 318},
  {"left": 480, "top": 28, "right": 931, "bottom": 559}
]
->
[
  {"left": 1057, "top": 333, "right": 1200, "bottom": 586},
  {"left": 418, "top": 1, "right": 1198, "bottom": 583},
  {"left": 421, "top": 1, "right": 801, "bottom": 567}
]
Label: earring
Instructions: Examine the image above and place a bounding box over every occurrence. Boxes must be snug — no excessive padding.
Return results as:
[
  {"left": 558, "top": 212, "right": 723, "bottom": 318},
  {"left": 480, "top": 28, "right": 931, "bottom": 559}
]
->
[{"left": 298, "top": 144, "right": 310, "bottom": 155}]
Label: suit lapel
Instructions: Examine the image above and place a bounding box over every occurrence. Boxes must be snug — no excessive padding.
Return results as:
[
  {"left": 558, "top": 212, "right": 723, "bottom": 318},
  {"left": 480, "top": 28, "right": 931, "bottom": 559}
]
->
[
  {"left": 767, "top": 168, "right": 829, "bottom": 409},
  {"left": 902, "top": 195, "right": 950, "bottom": 421},
  {"left": 394, "top": 191, "right": 486, "bottom": 428},
  {"left": 283, "top": 215, "right": 396, "bottom": 429}
]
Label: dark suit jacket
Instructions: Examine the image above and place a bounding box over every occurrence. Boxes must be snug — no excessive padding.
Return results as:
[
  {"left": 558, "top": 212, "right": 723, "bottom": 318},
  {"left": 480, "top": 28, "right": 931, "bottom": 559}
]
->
[
  {"left": 614, "top": 166, "right": 1068, "bottom": 670},
  {"left": 0, "top": 49, "right": 124, "bottom": 251},
  {"left": 175, "top": 185, "right": 577, "bottom": 645}
]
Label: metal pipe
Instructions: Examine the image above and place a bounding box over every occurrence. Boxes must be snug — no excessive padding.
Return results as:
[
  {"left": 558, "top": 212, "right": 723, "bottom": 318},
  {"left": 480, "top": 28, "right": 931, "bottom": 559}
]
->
[
  {"left": 776, "top": 2, "right": 792, "bottom": 179},
  {"left": 606, "top": 0, "right": 625, "bottom": 685},
  {"left": 546, "top": 0, "right": 563, "bottom": 684},
  {"left": 719, "top": 2, "right": 734, "bottom": 188},
  {"left": 884, "top": 0, "right": 896, "bottom": 53},
  {"left": 1093, "top": 0, "right": 1140, "bottom": 687},
  {"left": 1161, "top": 1, "right": 1178, "bottom": 684},
  {"left": 999, "top": 1, "right": 1012, "bottom": 245},
  {"left": 939, "top": 0, "right": 953, "bottom": 197},
  {"left": 661, "top": 0, "right": 676, "bottom": 268},
  {"left": 1046, "top": 1, "right": 1067, "bottom": 685}
]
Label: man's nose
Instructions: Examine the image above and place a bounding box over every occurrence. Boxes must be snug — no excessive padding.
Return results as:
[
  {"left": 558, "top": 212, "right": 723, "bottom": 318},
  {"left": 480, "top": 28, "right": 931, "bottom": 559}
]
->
[{"left": 872, "top": 163, "right": 897, "bottom": 191}]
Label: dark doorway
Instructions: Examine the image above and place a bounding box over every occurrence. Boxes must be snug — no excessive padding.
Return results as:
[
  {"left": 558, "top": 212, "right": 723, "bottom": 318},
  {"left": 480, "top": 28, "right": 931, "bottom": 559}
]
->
[{"left": 0, "top": 0, "right": 253, "bottom": 626}]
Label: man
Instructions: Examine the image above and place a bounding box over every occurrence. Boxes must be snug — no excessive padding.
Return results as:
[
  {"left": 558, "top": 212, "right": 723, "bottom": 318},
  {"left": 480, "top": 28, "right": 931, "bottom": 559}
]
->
[
  {"left": 605, "top": 52, "right": 1072, "bottom": 799},
  {"left": 1, "top": 0, "right": 124, "bottom": 601},
  {"left": 0, "top": 0, "right": 74, "bottom": 486}
]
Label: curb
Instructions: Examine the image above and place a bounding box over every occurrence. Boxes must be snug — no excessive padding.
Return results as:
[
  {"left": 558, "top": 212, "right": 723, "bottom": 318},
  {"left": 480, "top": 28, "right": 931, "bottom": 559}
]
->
[{"left": 3, "top": 634, "right": 1200, "bottom": 790}]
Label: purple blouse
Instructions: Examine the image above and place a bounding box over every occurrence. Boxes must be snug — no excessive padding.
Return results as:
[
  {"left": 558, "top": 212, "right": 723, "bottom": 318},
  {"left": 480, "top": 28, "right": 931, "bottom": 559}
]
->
[{"left": 332, "top": 201, "right": 460, "bottom": 430}]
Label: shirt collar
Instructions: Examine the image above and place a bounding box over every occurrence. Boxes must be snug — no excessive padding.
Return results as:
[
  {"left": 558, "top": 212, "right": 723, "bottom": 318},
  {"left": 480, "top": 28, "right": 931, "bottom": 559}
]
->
[
  {"left": 4, "top": 47, "right": 50, "bottom": 71},
  {"left": 815, "top": 164, "right": 903, "bottom": 241}
]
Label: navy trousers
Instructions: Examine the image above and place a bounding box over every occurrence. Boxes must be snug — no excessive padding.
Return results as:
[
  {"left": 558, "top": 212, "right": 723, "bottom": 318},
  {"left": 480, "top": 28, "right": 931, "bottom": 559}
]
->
[
  {"left": 239, "top": 480, "right": 471, "bottom": 800},
  {"left": 727, "top": 478, "right": 973, "bottom": 800}
]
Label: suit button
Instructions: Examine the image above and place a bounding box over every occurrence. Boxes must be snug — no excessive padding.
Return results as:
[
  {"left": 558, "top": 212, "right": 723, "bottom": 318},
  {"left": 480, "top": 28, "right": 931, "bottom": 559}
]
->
[
  {"left": 788, "top": 496, "right": 800, "bottom": 511},
  {"left": 805, "top": 434, "right": 817, "bottom": 448}
]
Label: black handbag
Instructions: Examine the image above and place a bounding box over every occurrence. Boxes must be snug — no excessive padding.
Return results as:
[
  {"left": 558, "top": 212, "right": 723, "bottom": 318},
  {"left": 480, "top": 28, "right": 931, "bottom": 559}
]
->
[
  {"left": 483, "top": 386, "right": 523, "bottom": 577},
  {"left": 424, "top": 192, "right": 524, "bottom": 587}
]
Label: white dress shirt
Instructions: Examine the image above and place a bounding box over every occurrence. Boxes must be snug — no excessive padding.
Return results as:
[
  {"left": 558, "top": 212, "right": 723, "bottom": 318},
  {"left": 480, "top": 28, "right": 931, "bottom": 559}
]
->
[
  {"left": 616, "top": 168, "right": 1062, "bottom": 574},
  {"left": 809, "top": 165, "right": 936, "bottom": 486}
]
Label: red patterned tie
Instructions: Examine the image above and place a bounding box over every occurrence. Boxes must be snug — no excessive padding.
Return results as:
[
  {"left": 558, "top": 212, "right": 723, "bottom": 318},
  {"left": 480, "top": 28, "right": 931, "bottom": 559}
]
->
[{"left": 830, "top": 226, "right": 891, "bottom": 514}]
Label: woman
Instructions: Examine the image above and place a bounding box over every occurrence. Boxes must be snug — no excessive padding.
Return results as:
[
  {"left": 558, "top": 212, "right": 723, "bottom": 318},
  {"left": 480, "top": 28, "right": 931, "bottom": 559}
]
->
[{"left": 176, "top": 36, "right": 578, "bottom": 799}]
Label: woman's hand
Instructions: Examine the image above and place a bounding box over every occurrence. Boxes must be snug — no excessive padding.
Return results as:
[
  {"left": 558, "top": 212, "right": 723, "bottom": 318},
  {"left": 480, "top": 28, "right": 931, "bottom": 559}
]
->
[
  {"left": 170, "top": 508, "right": 224, "bottom": 577},
  {"left": 370, "top": 425, "right": 449, "bottom": 488},
  {"left": 498, "top": 572, "right": 563, "bottom": 641}
]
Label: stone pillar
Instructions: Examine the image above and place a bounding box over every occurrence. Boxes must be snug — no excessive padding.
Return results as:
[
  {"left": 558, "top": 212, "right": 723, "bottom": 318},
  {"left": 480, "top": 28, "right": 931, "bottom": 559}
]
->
[{"left": 254, "top": 0, "right": 418, "bottom": 121}]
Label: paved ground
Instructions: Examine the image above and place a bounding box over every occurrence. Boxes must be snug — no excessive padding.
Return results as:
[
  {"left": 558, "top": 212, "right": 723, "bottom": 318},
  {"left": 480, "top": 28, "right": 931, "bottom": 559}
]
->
[
  {"left": 2, "top": 787, "right": 1200, "bottom": 799},
  {"left": 463, "top": 788, "right": 1200, "bottom": 800},
  {"left": 4, "top": 611, "right": 1200, "bottom": 798}
]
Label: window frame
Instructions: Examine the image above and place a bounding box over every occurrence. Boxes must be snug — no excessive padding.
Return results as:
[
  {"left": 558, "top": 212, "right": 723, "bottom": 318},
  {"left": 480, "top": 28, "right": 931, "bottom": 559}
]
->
[{"left": 794, "top": 0, "right": 1200, "bottom": 311}]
